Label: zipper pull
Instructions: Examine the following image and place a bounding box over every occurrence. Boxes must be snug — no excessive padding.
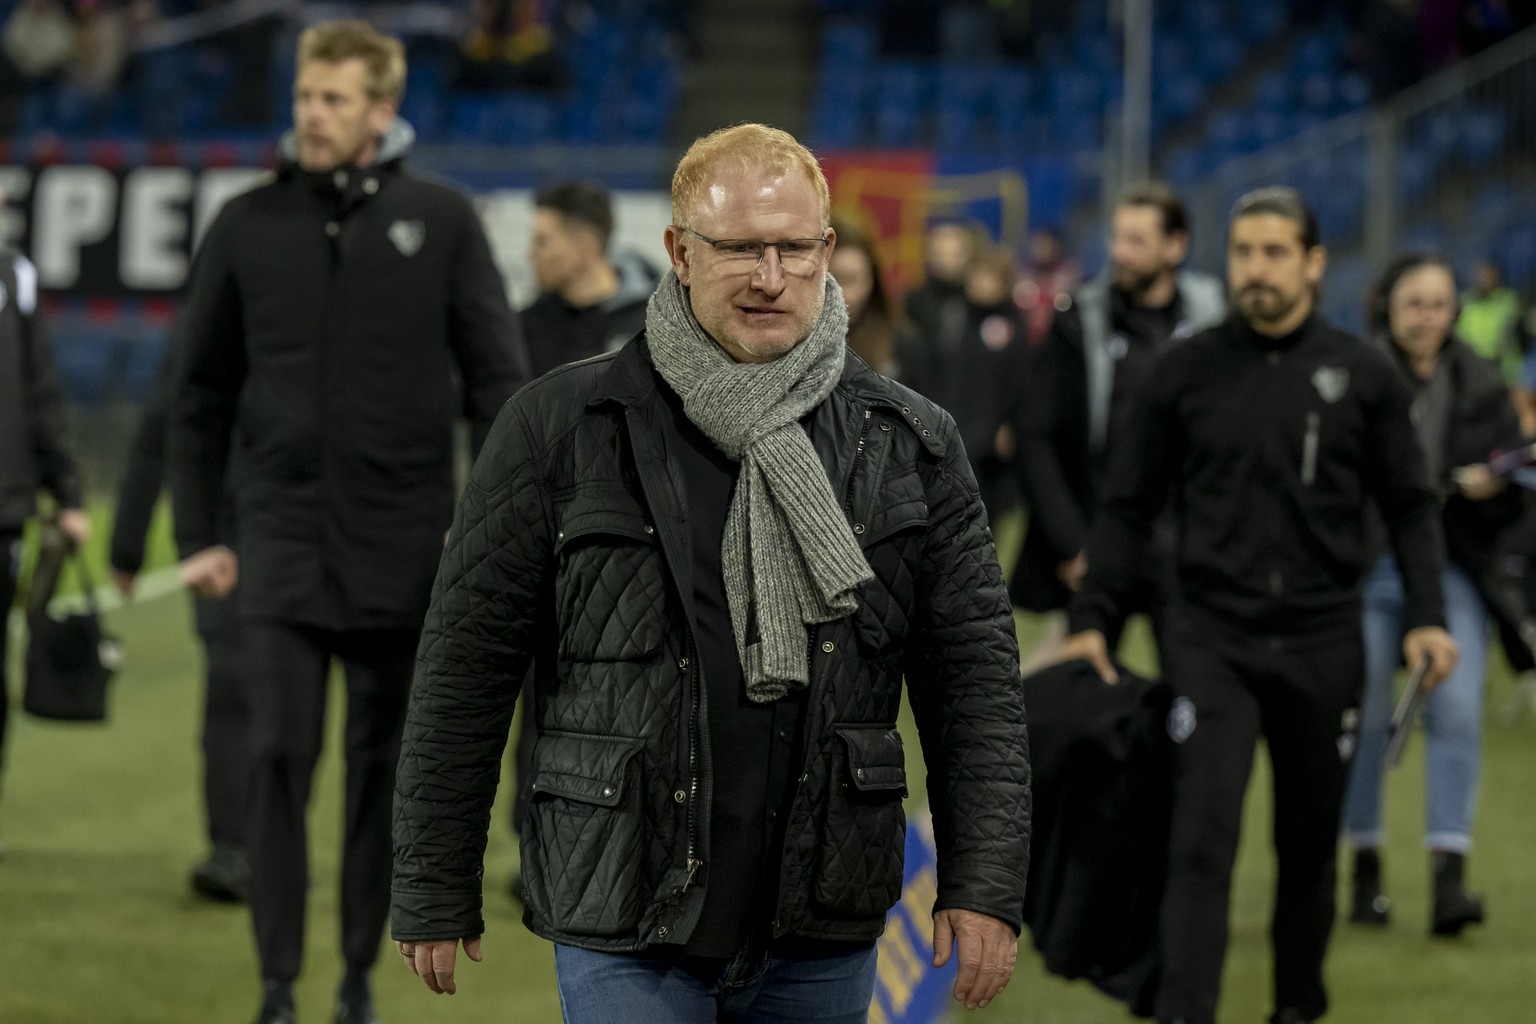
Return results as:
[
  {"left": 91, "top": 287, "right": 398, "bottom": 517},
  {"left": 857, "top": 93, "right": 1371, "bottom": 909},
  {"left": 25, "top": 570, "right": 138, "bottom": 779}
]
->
[{"left": 681, "top": 857, "right": 702, "bottom": 893}]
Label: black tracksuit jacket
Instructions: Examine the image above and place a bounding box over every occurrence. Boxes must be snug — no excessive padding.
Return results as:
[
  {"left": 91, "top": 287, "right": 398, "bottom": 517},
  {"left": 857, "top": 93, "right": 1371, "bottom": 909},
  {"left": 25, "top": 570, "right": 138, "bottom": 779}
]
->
[
  {"left": 0, "top": 249, "right": 81, "bottom": 531},
  {"left": 168, "top": 125, "right": 527, "bottom": 631},
  {"left": 1070, "top": 312, "right": 1446, "bottom": 642}
]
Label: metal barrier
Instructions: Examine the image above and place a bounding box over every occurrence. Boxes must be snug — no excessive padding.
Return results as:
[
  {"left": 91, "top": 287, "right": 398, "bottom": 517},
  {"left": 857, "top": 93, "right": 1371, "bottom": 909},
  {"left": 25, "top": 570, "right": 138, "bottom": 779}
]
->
[{"left": 1182, "top": 25, "right": 1536, "bottom": 331}]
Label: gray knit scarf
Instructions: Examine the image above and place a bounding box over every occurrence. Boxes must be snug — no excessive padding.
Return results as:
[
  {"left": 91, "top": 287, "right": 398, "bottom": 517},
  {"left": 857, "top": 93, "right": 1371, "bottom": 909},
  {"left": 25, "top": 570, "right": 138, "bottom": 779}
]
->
[{"left": 646, "top": 269, "right": 873, "bottom": 702}]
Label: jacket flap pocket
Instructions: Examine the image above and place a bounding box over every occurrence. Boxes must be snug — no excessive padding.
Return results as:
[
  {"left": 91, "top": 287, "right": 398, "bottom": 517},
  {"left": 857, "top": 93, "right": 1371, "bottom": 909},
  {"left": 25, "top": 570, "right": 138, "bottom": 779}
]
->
[
  {"left": 835, "top": 725, "right": 907, "bottom": 794},
  {"left": 861, "top": 468, "right": 928, "bottom": 547},
  {"left": 529, "top": 731, "right": 645, "bottom": 807},
  {"left": 555, "top": 486, "right": 657, "bottom": 552}
]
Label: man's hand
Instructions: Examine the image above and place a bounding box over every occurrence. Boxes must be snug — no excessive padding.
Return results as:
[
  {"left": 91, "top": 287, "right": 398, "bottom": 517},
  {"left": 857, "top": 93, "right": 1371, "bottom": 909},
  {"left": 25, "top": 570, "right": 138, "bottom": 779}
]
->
[
  {"left": 1450, "top": 463, "right": 1505, "bottom": 501},
  {"left": 179, "top": 545, "right": 238, "bottom": 599},
  {"left": 1055, "top": 552, "right": 1088, "bottom": 592},
  {"left": 1055, "top": 628, "right": 1118, "bottom": 684},
  {"left": 1404, "top": 626, "right": 1459, "bottom": 690},
  {"left": 56, "top": 508, "right": 92, "bottom": 546},
  {"left": 993, "top": 423, "right": 1016, "bottom": 462},
  {"left": 397, "top": 937, "right": 483, "bottom": 995},
  {"left": 933, "top": 908, "right": 1017, "bottom": 1011},
  {"left": 110, "top": 568, "right": 136, "bottom": 599}
]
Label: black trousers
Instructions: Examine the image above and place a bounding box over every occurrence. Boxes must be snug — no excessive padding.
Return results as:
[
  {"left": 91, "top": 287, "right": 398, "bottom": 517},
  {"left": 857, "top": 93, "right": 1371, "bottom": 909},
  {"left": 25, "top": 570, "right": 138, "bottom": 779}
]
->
[
  {"left": 0, "top": 531, "right": 20, "bottom": 798},
  {"left": 1155, "top": 621, "right": 1363, "bottom": 1024},
  {"left": 243, "top": 619, "right": 417, "bottom": 983},
  {"left": 194, "top": 593, "right": 250, "bottom": 850}
]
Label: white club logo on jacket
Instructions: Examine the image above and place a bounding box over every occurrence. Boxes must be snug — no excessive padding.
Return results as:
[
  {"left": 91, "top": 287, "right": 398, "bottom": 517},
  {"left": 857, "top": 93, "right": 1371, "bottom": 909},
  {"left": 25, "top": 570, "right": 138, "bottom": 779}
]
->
[
  {"left": 1311, "top": 366, "right": 1350, "bottom": 404},
  {"left": 388, "top": 220, "right": 426, "bottom": 257}
]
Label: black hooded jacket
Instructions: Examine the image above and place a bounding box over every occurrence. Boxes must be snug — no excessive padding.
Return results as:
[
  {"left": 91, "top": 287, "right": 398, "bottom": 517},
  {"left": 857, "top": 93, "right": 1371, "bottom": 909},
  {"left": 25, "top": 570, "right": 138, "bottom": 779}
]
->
[{"left": 167, "top": 122, "right": 527, "bottom": 630}]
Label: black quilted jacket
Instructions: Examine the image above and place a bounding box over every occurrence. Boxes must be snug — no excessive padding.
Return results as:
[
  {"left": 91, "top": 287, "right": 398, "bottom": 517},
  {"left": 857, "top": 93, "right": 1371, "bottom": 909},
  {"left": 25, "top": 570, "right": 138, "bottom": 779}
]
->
[{"left": 391, "top": 335, "right": 1031, "bottom": 951}]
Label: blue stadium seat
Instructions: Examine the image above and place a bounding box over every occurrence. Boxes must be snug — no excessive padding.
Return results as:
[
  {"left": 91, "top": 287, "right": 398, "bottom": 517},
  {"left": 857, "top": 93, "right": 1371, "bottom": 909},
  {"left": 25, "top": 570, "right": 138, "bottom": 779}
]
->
[
  {"left": 1462, "top": 108, "right": 1507, "bottom": 165},
  {"left": 1253, "top": 70, "right": 1292, "bottom": 113},
  {"left": 1194, "top": 34, "right": 1245, "bottom": 84},
  {"left": 822, "top": 18, "right": 879, "bottom": 67},
  {"left": 1238, "top": 1, "right": 1288, "bottom": 43}
]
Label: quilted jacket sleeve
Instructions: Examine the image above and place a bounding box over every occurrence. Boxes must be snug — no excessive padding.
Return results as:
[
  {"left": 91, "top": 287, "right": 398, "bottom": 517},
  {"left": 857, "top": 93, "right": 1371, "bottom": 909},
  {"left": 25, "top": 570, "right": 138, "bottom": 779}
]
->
[
  {"left": 903, "top": 412, "right": 1031, "bottom": 933},
  {"left": 392, "top": 397, "right": 552, "bottom": 941}
]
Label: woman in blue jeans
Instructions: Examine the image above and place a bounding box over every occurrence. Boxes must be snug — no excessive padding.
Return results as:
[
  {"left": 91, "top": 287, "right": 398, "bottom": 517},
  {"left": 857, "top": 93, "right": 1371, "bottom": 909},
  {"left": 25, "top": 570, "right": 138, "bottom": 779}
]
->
[{"left": 1343, "top": 252, "right": 1525, "bottom": 936}]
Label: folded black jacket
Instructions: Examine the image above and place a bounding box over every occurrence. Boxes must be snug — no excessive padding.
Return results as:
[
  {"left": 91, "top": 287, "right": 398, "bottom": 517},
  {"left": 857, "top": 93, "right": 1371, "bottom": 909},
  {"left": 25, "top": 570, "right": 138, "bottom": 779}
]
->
[{"left": 1022, "top": 658, "right": 1171, "bottom": 1018}]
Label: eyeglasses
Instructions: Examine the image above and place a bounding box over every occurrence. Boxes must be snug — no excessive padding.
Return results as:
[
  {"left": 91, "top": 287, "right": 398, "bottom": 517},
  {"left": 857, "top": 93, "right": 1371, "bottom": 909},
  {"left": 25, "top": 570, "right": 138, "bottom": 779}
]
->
[{"left": 682, "top": 228, "right": 828, "bottom": 273}]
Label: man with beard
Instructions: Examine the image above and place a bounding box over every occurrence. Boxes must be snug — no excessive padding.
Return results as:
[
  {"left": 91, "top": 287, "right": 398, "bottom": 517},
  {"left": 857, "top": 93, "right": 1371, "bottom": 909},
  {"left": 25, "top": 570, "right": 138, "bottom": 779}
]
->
[
  {"left": 1012, "top": 182, "right": 1224, "bottom": 649},
  {"left": 1058, "top": 187, "right": 1459, "bottom": 1024},
  {"left": 168, "top": 20, "right": 525, "bottom": 1024}
]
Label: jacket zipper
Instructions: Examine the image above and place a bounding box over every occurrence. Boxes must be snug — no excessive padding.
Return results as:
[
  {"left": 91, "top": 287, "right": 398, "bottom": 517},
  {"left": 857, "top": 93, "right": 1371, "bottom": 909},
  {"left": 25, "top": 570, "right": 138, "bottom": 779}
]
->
[
  {"left": 675, "top": 630, "right": 704, "bottom": 897},
  {"left": 1301, "top": 411, "right": 1320, "bottom": 487},
  {"left": 844, "top": 409, "right": 873, "bottom": 518}
]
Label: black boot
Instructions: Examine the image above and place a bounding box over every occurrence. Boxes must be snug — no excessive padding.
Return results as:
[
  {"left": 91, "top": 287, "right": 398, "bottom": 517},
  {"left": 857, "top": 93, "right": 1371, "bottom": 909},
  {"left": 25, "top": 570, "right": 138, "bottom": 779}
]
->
[
  {"left": 1431, "top": 850, "right": 1485, "bottom": 937},
  {"left": 253, "top": 981, "right": 296, "bottom": 1024},
  {"left": 335, "top": 970, "right": 380, "bottom": 1024},
  {"left": 1349, "top": 847, "right": 1391, "bottom": 926}
]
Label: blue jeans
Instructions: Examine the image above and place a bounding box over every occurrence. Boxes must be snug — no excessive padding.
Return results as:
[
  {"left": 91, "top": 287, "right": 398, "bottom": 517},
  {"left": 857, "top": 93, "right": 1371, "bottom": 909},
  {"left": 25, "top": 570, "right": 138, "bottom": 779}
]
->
[
  {"left": 1343, "top": 557, "right": 1488, "bottom": 852},
  {"left": 554, "top": 941, "right": 878, "bottom": 1024}
]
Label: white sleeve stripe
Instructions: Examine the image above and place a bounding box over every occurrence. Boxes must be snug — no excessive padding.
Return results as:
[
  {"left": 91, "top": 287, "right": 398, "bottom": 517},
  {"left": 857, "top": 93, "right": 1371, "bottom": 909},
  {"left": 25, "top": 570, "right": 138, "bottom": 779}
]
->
[{"left": 13, "top": 255, "right": 36, "bottom": 316}]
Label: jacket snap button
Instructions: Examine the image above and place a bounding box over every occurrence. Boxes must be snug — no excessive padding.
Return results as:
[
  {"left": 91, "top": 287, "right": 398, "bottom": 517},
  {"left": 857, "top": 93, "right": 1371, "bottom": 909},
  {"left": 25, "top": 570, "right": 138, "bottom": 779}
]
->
[
  {"left": 644, "top": 524, "right": 655, "bottom": 534},
  {"left": 852, "top": 523, "right": 865, "bottom": 535},
  {"left": 363, "top": 178, "right": 378, "bottom": 194},
  {"left": 673, "top": 789, "right": 686, "bottom": 803},
  {"left": 556, "top": 530, "right": 565, "bottom": 540},
  {"left": 332, "top": 171, "right": 347, "bottom": 189},
  {"left": 325, "top": 221, "right": 340, "bottom": 237},
  {"left": 602, "top": 785, "right": 614, "bottom": 797},
  {"left": 900, "top": 406, "right": 910, "bottom": 414},
  {"left": 657, "top": 926, "right": 669, "bottom": 938},
  {"left": 880, "top": 422, "right": 891, "bottom": 431},
  {"left": 799, "top": 773, "right": 809, "bottom": 783},
  {"left": 678, "top": 656, "right": 689, "bottom": 669},
  {"left": 821, "top": 641, "right": 835, "bottom": 653},
  {"left": 856, "top": 768, "right": 866, "bottom": 782},
  {"left": 921, "top": 429, "right": 931, "bottom": 436}
]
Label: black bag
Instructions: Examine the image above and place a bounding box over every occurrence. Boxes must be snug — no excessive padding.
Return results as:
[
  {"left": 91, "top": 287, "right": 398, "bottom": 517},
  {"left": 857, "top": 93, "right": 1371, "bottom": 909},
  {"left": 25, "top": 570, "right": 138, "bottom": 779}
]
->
[{"left": 22, "top": 527, "right": 121, "bottom": 722}]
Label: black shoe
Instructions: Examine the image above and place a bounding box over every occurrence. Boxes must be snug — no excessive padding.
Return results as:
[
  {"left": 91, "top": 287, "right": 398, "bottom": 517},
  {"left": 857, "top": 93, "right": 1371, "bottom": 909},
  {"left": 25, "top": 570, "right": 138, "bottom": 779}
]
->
[
  {"left": 333, "top": 997, "right": 380, "bottom": 1024},
  {"left": 253, "top": 982, "right": 296, "bottom": 1024},
  {"left": 191, "top": 844, "right": 250, "bottom": 902},
  {"left": 1349, "top": 847, "right": 1391, "bottom": 926},
  {"left": 1431, "top": 851, "right": 1485, "bottom": 937}
]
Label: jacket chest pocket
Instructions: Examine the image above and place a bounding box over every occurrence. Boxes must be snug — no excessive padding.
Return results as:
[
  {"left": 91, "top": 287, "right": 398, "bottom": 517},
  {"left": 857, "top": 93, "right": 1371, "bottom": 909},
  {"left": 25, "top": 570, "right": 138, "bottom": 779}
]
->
[
  {"left": 554, "top": 491, "right": 670, "bottom": 662},
  {"left": 851, "top": 466, "right": 928, "bottom": 656}
]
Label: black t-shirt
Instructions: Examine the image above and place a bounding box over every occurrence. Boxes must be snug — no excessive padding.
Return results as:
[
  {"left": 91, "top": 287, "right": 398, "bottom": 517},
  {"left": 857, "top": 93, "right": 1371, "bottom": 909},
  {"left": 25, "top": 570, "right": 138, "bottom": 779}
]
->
[
  {"left": 519, "top": 291, "right": 647, "bottom": 379},
  {"left": 657, "top": 379, "right": 809, "bottom": 958},
  {"left": 1102, "top": 286, "right": 1184, "bottom": 474}
]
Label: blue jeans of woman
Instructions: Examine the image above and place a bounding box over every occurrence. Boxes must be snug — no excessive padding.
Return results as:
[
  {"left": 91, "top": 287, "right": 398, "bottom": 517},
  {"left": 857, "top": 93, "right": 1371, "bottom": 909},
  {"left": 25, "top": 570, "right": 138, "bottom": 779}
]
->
[
  {"left": 554, "top": 940, "right": 878, "bottom": 1024},
  {"left": 1343, "top": 557, "right": 1487, "bottom": 852}
]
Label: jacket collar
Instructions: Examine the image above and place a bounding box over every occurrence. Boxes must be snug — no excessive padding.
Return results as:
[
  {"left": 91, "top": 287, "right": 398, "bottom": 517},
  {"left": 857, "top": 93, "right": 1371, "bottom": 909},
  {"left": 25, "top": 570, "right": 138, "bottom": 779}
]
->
[{"left": 589, "top": 333, "right": 946, "bottom": 457}]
